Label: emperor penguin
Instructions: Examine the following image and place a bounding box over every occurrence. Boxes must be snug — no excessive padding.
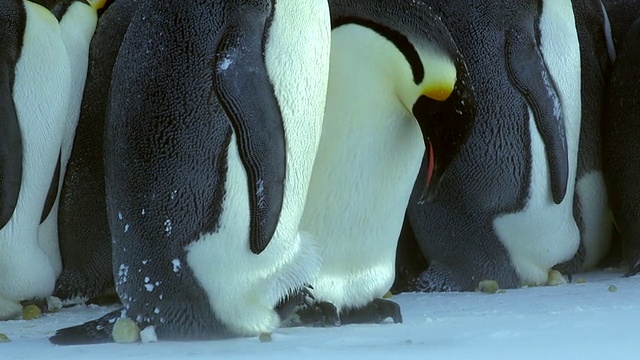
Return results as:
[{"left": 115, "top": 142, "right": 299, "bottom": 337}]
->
[
  {"left": 0, "top": 0, "right": 104, "bottom": 320},
  {"left": 297, "top": 0, "right": 475, "bottom": 325},
  {"left": 50, "top": 0, "right": 331, "bottom": 344},
  {"left": 397, "top": 0, "right": 588, "bottom": 292},
  {"left": 55, "top": 0, "right": 143, "bottom": 304},
  {"left": 602, "top": 15, "right": 640, "bottom": 276}
]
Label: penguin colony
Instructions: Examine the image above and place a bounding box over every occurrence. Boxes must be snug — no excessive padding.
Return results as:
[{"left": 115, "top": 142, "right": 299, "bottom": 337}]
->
[{"left": 0, "top": 0, "right": 635, "bottom": 345}]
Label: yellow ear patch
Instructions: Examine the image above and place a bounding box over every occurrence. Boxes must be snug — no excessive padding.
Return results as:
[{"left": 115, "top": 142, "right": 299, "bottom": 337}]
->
[
  {"left": 88, "top": 0, "right": 107, "bottom": 10},
  {"left": 422, "top": 82, "right": 454, "bottom": 102}
]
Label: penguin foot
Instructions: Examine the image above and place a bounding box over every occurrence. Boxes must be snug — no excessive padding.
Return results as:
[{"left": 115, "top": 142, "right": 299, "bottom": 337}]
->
[
  {"left": 296, "top": 301, "right": 341, "bottom": 327},
  {"left": 340, "top": 299, "right": 403, "bottom": 325},
  {"left": 49, "top": 309, "right": 120, "bottom": 345},
  {"left": 276, "top": 286, "right": 315, "bottom": 321}
]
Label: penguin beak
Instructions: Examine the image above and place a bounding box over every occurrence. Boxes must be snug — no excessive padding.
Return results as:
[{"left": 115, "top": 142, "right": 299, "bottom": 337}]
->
[
  {"left": 88, "top": 0, "right": 107, "bottom": 10},
  {"left": 413, "top": 64, "right": 476, "bottom": 203}
]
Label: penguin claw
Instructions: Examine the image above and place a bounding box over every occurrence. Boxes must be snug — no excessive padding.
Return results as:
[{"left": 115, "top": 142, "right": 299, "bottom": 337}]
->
[
  {"left": 276, "top": 287, "right": 313, "bottom": 321},
  {"left": 301, "top": 286, "right": 315, "bottom": 302},
  {"left": 340, "top": 298, "right": 403, "bottom": 325},
  {"left": 297, "top": 301, "right": 341, "bottom": 327}
]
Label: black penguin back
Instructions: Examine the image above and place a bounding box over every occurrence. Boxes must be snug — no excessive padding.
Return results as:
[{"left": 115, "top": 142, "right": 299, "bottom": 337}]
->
[{"left": 55, "top": 0, "right": 143, "bottom": 303}]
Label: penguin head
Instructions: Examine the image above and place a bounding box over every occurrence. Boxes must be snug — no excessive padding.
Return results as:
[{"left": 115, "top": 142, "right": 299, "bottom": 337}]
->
[
  {"left": 369, "top": 17, "right": 476, "bottom": 203},
  {"left": 408, "top": 49, "right": 476, "bottom": 202},
  {"left": 329, "top": 4, "right": 476, "bottom": 202}
]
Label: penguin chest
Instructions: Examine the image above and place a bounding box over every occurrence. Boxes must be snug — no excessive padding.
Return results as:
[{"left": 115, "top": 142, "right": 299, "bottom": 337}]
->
[{"left": 301, "top": 104, "right": 425, "bottom": 308}]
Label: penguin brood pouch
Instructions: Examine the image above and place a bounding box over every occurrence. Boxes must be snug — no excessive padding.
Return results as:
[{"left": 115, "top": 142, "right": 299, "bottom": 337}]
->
[
  {"left": 296, "top": 0, "right": 475, "bottom": 326},
  {"left": 0, "top": 0, "right": 104, "bottom": 320},
  {"left": 50, "top": 0, "right": 331, "bottom": 344},
  {"left": 395, "top": 0, "right": 614, "bottom": 292}
]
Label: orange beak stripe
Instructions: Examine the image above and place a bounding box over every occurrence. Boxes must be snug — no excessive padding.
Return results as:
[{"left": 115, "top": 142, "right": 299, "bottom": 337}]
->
[{"left": 422, "top": 84, "right": 454, "bottom": 102}]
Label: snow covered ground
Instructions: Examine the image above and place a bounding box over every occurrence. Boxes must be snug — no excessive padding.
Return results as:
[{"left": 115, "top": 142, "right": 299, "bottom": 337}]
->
[{"left": 2, "top": 268, "right": 638, "bottom": 360}]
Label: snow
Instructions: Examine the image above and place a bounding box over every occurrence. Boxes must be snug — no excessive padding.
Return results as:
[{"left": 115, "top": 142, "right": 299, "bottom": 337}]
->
[{"left": 2, "top": 269, "right": 638, "bottom": 359}]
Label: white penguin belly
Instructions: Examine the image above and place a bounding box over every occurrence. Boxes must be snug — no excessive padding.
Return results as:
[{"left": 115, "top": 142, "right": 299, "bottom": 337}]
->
[
  {"left": 494, "top": 109, "right": 580, "bottom": 285},
  {"left": 186, "top": 134, "right": 321, "bottom": 336},
  {"left": 302, "top": 103, "right": 425, "bottom": 311},
  {"left": 0, "top": 3, "right": 71, "bottom": 311},
  {"left": 494, "top": 0, "right": 582, "bottom": 286}
]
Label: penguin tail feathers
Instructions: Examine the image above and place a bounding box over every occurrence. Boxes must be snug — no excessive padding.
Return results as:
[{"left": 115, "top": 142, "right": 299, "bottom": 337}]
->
[{"left": 49, "top": 309, "right": 120, "bottom": 345}]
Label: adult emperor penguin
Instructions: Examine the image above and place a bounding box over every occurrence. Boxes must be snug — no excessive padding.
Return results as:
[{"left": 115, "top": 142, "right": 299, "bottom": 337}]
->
[
  {"left": 55, "top": 0, "right": 143, "bottom": 305},
  {"left": 397, "top": 0, "right": 587, "bottom": 292},
  {"left": 297, "top": 0, "right": 475, "bottom": 325},
  {"left": 0, "top": 0, "right": 103, "bottom": 320},
  {"left": 50, "top": 0, "right": 331, "bottom": 344},
  {"left": 602, "top": 16, "right": 640, "bottom": 276}
]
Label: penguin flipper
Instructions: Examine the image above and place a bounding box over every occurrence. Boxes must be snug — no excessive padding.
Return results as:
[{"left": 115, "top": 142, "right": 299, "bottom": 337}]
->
[
  {"left": 213, "top": 19, "right": 285, "bottom": 255},
  {"left": 504, "top": 27, "right": 568, "bottom": 204},
  {"left": 0, "top": 62, "right": 22, "bottom": 230},
  {"left": 49, "top": 308, "right": 119, "bottom": 345},
  {"left": 40, "top": 150, "right": 61, "bottom": 223}
]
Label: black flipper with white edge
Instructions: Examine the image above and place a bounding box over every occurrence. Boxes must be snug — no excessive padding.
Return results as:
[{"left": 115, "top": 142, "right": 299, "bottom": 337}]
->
[
  {"left": 213, "top": 9, "right": 285, "bottom": 255},
  {"left": 504, "top": 26, "right": 568, "bottom": 204}
]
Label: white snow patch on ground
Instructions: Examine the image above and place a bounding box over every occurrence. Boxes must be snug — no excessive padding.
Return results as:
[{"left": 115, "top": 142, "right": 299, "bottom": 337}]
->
[{"left": 1, "top": 270, "right": 638, "bottom": 359}]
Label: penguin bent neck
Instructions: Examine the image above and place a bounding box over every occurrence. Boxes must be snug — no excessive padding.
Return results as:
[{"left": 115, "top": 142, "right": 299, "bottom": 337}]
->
[{"left": 300, "top": 24, "right": 427, "bottom": 309}]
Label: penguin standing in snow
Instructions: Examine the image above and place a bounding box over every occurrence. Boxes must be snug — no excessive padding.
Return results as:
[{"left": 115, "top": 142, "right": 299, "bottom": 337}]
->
[
  {"left": 602, "top": 12, "right": 640, "bottom": 276},
  {"left": 50, "top": 0, "right": 331, "bottom": 344},
  {"left": 55, "top": 0, "right": 143, "bottom": 305},
  {"left": 297, "top": 0, "right": 475, "bottom": 325},
  {"left": 398, "top": 0, "right": 587, "bottom": 292},
  {"left": 0, "top": 0, "right": 103, "bottom": 320}
]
